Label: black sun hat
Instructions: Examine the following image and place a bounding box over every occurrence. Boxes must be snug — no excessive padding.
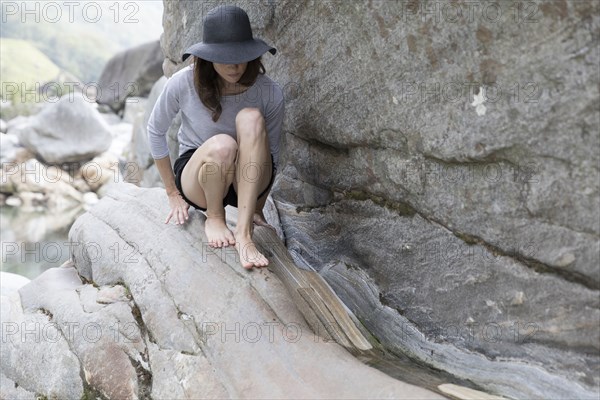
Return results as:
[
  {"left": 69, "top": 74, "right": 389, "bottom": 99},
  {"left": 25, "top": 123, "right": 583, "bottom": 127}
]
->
[{"left": 182, "top": 5, "right": 276, "bottom": 64}]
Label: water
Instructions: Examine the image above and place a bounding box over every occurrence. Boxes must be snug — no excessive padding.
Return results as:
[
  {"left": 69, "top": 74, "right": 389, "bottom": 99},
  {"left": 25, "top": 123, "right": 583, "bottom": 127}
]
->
[
  {"left": 0, "top": 96, "right": 135, "bottom": 281},
  {"left": 0, "top": 205, "right": 85, "bottom": 279}
]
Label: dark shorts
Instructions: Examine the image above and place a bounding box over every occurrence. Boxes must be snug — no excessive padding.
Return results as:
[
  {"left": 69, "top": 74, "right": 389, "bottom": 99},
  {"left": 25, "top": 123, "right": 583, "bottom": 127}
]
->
[{"left": 173, "top": 148, "right": 276, "bottom": 211}]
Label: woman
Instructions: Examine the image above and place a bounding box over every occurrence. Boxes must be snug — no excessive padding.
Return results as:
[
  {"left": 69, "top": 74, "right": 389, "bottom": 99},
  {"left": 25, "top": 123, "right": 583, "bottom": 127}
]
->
[{"left": 147, "top": 5, "right": 284, "bottom": 270}]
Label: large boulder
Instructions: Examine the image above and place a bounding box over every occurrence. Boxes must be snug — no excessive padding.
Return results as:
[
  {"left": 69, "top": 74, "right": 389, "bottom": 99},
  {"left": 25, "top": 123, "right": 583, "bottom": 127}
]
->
[
  {"left": 159, "top": 1, "right": 600, "bottom": 399},
  {"left": 1, "top": 183, "right": 449, "bottom": 399},
  {"left": 129, "top": 76, "right": 179, "bottom": 187},
  {"left": 131, "top": 78, "right": 167, "bottom": 172},
  {"left": 1, "top": 272, "right": 30, "bottom": 297},
  {"left": 96, "top": 40, "right": 164, "bottom": 114},
  {"left": 11, "top": 93, "right": 112, "bottom": 164},
  {"left": 0, "top": 270, "right": 83, "bottom": 399}
]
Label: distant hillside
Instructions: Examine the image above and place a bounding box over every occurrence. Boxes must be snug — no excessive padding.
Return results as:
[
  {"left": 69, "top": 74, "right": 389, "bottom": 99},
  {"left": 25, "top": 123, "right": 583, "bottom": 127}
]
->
[
  {"left": 0, "top": 1, "right": 163, "bottom": 83},
  {"left": 1, "top": 20, "right": 118, "bottom": 84},
  {"left": 0, "top": 38, "right": 61, "bottom": 100}
]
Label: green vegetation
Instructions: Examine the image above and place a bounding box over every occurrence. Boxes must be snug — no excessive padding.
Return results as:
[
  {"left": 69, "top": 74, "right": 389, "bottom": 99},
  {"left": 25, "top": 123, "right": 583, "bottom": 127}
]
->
[
  {"left": 0, "top": 38, "right": 61, "bottom": 99},
  {"left": 0, "top": 1, "right": 163, "bottom": 118},
  {"left": 0, "top": 38, "right": 84, "bottom": 118},
  {"left": 1, "top": 1, "right": 163, "bottom": 83},
  {"left": 0, "top": 38, "right": 67, "bottom": 118},
  {"left": 1, "top": 20, "right": 118, "bottom": 84}
]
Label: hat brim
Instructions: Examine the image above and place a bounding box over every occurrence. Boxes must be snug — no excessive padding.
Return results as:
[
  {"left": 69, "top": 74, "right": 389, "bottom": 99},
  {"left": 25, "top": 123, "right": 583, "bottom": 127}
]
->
[{"left": 182, "top": 39, "right": 276, "bottom": 64}]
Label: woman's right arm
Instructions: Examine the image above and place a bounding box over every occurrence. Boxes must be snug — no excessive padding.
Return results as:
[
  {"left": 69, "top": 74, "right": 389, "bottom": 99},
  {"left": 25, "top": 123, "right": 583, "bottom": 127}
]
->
[
  {"left": 147, "top": 73, "right": 189, "bottom": 224},
  {"left": 154, "top": 155, "right": 189, "bottom": 224}
]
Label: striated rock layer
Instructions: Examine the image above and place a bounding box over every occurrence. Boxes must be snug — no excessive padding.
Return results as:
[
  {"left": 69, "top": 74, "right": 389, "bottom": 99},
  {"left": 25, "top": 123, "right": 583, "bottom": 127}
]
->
[
  {"left": 160, "top": 1, "right": 600, "bottom": 398},
  {"left": 1, "top": 184, "right": 447, "bottom": 399}
]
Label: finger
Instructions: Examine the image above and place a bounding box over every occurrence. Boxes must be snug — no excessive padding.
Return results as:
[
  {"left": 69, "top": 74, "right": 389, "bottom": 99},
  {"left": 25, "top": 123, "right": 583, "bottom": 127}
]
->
[{"left": 165, "top": 211, "right": 173, "bottom": 224}]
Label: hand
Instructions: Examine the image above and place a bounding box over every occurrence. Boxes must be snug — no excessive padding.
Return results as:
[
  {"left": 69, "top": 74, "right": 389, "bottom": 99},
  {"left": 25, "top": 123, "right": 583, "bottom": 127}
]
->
[
  {"left": 165, "top": 190, "right": 190, "bottom": 225},
  {"left": 253, "top": 210, "right": 276, "bottom": 232}
]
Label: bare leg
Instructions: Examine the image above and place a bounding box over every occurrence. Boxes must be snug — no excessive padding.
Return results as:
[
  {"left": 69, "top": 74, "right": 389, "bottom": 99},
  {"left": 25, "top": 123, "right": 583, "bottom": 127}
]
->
[
  {"left": 181, "top": 134, "right": 237, "bottom": 248},
  {"left": 233, "top": 108, "right": 272, "bottom": 269}
]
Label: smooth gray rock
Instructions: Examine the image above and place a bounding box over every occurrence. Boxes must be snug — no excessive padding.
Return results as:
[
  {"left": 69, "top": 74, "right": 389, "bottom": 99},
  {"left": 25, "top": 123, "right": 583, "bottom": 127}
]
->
[
  {"left": 131, "top": 76, "right": 179, "bottom": 187},
  {"left": 0, "top": 133, "right": 22, "bottom": 163},
  {"left": 0, "top": 289, "right": 83, "bottom": 398},
  {"left": 138, "top": 163, "right": 163, "bottom": 188},
  {"left": 0, "top": 182, "right": 452, "bottom": 400},
  {"left": 0, "top": 372, "right": 37, "bottom": 400},
  {"left": 160, "top": 1, "right": 600, "bottom": 399},
  {"left": 5, "top": 116, "right": 28, "bottom": 133},
  {"left": 122, "top": 97, "right": 148, "bottom": 125},
  {"left": 0, "top": 272, "right": 30, "bottom": 297},
  {"left": 17, "top": 262, "right": 146, "bottom": 399},
  {"left": 64, "top": 183, "right": 446, "bottom": 399},
  {"left": 0, "top": 158, "right": 86, "bottom": 212},
  {"left": 130, "top": 76, "right": 165, "bottom": 183},
  {"left": 97, "top": 41, "right": 164, "bottom": 114},
  {"left": 12, "top": 93, "right": 112, "bottom": 164},
  {"left": 135, "top": 76, "right": 167, "bottom": 171}
]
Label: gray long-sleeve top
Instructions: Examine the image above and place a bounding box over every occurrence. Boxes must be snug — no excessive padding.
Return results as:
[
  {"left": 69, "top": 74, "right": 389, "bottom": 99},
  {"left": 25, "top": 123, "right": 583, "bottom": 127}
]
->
[{"left": 147, "top": 64, "right": 285, "bottom": 170}]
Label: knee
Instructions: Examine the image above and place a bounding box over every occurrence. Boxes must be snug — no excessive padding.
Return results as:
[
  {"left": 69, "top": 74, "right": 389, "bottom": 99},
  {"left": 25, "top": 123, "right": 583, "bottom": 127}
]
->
[
  {"left": 205, "top": 134, "right": 238, "bottom": 164},
  {"left": 236, "top": 107, "right": 265, "bottom": 141}
]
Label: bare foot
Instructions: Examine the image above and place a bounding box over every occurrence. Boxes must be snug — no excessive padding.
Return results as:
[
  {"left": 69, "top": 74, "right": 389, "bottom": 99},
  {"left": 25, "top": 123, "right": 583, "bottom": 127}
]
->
[
  {"left": 235, "top": 233, "right": 269, "bottom": 269},
  {"left": 205, "top": 216, "right": 235, "bottom": 248}
]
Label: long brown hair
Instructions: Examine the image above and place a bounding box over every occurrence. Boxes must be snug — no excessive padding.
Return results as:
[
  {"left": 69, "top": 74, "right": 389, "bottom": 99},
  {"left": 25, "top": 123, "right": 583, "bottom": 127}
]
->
[{"left": 193, "top": 56, "right": 266, "bottom": 122}]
